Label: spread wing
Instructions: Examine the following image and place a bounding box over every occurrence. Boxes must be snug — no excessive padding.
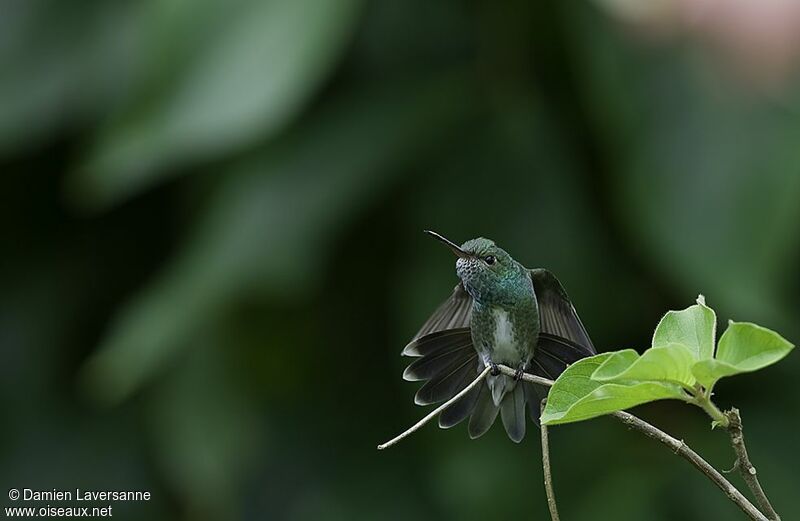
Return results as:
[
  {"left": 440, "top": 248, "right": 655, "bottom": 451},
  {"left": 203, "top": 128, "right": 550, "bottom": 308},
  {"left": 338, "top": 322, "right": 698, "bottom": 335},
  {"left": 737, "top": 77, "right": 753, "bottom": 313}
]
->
[
  {"left": 401, "top": 283, "right": 479, "bottom": 424},
  {"left": 399, "top": 272, "right": 595, "bottom": 436},
  {"left": 404, "top": 282, "right": 473, "bottom": 349},
  {"left": 529, "top": 268, "right": 595, "bottom": 355}
]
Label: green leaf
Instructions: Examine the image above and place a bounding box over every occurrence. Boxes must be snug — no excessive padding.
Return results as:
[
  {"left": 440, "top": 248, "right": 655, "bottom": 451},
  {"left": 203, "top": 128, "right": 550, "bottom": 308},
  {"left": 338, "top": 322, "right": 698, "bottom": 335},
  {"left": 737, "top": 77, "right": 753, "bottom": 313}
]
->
[
  {"left": 541, "top": 354, "right": 612, "bottom": 424},
  {"left": 652, "top": 298, "right": 716, "bottom": 360},
  {"left": 591, "top": 349, "right": 638, "bottom": 380},
  {"left": 691, "top": 360, "right": 739, "bottom": 389},
  {"left": 692, "top": 321, "right": 794, "bottom": 388},
  {"left": 593, "top": 343, "right": 697, "bottom": 388},
  {"left": 149, "top": 337, "right": 263, "bottom": 517},
  {"left": 542, "top": 354, "right": 687, "bottom": 425},
  {"left": 717, "top": 321, "right": 794, "bottom": 367}
]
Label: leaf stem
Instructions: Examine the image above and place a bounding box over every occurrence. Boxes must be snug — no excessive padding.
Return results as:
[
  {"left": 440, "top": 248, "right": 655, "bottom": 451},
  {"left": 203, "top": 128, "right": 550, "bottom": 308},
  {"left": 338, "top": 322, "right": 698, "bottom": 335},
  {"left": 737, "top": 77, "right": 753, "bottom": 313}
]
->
[
  {"left": 540, "top": 399, "right": 560, "bottom": 521},
  {"left": 692, "top": 389, "right": 730, "bottom": 428}
]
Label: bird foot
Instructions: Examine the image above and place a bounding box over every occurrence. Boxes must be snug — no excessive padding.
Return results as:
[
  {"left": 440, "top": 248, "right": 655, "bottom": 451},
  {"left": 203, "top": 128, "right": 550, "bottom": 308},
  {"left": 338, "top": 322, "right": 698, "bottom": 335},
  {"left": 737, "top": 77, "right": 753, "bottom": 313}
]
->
[
  {"left": 513, "top": 365, "right": 526, "bottom": 381},
  {"left": 488, "top": 362, "right": 500, "bottom": 376}
]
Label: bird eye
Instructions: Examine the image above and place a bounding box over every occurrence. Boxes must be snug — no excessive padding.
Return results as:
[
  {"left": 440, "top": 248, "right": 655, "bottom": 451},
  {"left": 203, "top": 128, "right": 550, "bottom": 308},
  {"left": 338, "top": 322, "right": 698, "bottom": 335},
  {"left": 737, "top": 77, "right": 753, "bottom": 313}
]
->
[{"left": 484, "top": 255, "right": 496, "bottom": 265}]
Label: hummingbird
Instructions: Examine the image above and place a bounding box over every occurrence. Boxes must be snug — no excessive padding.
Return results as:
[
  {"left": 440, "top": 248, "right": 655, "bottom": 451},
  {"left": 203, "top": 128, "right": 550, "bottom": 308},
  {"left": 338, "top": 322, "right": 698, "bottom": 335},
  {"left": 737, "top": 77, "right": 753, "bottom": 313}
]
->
[{"left": 402, "top": 231, "right": 596, "bottom": 442}]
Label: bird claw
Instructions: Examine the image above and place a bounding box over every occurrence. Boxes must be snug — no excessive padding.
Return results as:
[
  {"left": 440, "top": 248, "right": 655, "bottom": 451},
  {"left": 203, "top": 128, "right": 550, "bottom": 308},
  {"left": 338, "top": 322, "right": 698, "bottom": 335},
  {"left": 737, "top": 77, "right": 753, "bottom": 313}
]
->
[{"left": 487, "top": 363, "right": 525, "bottom": 379}]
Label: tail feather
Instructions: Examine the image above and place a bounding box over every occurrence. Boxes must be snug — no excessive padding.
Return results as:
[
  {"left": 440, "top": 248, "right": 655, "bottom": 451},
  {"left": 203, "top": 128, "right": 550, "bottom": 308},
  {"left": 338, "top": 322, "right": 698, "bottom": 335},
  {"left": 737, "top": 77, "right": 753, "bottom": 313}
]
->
[
  {"left": 523, "top": 381, "right": 544, "bottom": 426},
  {"left": 468, "top": 383, "right": 500, "bottom": 439},
  {"left": 439, "top": 380, "right": 482, "bottom": 429},
  {"left": 403, "top": 330, "right": 596, "bottom": 441},
  {"left": 487, "top": 372, "right": 515, "bottom": 406},
  {"left": 500, "top": 384, "right": 526, "bottom": 443}
]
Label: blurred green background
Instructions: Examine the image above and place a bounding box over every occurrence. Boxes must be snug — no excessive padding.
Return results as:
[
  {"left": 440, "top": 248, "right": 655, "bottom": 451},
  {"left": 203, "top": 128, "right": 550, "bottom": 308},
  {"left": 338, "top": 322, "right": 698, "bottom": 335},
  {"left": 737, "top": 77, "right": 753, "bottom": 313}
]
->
[{"left": 2, "top": 0, "right": 800, "bottom": 519}]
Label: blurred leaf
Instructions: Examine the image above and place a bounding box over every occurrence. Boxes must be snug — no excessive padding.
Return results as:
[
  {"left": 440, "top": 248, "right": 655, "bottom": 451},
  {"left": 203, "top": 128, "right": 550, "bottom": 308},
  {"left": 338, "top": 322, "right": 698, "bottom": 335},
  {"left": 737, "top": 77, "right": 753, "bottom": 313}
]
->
[
  {"left": 566, "top": 6, "right": 800, "bottom": 328},
  {"left": 542, "top": 353, "right": 687, "bottom": 425},
  {"left": 593, "top": 343, "right": 696, "bottom": 388},
  {"left": 147, "top": 338, "right": 262, "bottom": 519},
  {"left": 652, "top": 299, "right": 716, "bottom": 360},
  {"left": 613, "top": 69, "right": 800, "bottom": 325},
  {"left": 80, "top": 75, "right": 477, "bottom": 404},
  {"left": 0, "top": 2, "right": 143, "bottom": 154},
  {"left": 566, "top": 461, "right": 670, "bottom": 521},
  {"left": 692, "top": 321, "right": 794, "bottom": 388},
  {"left": 72, "top": 0, "right": 363, "bottom": 209},
  {"left": 591, "top": 0, "right": 666, "bottom": 22}
]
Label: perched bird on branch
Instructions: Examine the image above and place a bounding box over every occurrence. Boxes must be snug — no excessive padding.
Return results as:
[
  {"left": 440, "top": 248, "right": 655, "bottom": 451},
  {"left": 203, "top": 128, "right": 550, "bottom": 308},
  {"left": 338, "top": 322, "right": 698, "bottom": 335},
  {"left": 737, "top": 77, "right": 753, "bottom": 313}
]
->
[{"left": 402, "top": 231, "right": 596, "bottom": 442}]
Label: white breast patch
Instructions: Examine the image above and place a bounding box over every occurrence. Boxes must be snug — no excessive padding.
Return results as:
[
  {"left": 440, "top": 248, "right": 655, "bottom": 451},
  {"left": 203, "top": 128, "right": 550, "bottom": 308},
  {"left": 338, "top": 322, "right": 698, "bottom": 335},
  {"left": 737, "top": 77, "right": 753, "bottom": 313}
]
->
[{"left": 492, "top": 309, "right": 517, "bottom": 361}]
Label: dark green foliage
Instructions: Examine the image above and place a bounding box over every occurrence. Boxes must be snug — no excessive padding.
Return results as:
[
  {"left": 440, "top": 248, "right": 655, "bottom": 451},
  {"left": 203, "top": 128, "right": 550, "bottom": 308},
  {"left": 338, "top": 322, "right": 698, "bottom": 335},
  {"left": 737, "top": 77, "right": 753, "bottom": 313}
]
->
[
  {"left": 542, "top": 299, "right": 794, "bottom": 425},
  {"left": 3, "top": 0, "right": 800, "bottom": 520}
]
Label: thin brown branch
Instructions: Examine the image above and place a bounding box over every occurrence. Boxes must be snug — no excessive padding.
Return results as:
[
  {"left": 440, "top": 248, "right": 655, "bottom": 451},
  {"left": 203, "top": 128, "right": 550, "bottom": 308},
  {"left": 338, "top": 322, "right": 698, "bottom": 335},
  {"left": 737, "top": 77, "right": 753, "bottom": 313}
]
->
[
  {"left": 540, "top": 399, "right": 560, "bottom": 521},
  {"left": 497, "top": 365, "right": 769, "bottom": 521},
  {"left": 495, "top": 364, "right": 553, "bottom": 387},
  {"left": 377, "top": 366, "right": 490, "bottom": 450},
  {"left": 379, "top": 365, "right": 769, "bottom": 521},
  {"left": 724, "top": 408, "right": 781, "bottom": 521},
  {"left": 612, "top": 410, "right": 768, "bottom": 521}
]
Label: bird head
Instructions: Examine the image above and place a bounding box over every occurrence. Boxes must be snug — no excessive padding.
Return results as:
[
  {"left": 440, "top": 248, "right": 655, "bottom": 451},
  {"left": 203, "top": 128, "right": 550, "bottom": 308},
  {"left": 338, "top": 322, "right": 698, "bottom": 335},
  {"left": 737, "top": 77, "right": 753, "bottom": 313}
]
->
[{"left": 424, "top": 230, "right": 527, "bottom": 305}]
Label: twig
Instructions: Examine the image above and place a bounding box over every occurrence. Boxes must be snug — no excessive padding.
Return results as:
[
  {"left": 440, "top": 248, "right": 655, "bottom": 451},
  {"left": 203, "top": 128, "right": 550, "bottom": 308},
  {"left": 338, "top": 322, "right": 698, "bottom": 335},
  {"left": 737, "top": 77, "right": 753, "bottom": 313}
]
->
[
  {"left": 724, "top": 408, "right": 781, "bottom": 521},
  {"left": 495, "top": 365, "right": 553, "bottom": 387},
  {"left": 379, "top": 365, "right": 769, "bottom": 521},
  {"left": 540, "top": 399, "right": 560, "bottom": 521},
  {"left": 496, "top": 366, "right": 768, "bottom": 521},
  {"left": 377, "top": 366, "right": 491, "bottom": 450},
  {"left": 612, "top": 410, "right": 768, "bottom": 521}
]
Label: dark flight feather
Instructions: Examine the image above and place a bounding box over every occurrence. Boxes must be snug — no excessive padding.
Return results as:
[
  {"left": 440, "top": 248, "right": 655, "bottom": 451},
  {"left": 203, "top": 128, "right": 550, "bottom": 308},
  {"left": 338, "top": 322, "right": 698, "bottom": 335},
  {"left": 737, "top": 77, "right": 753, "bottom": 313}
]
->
[
  {"left": 413, "top": 344, "right": 480, "bottom": 406},
  {"left": 403, "top": 328, "right": 480, "bottom": 406},
  {"left": 410, "top": 283, "right": 472, "bottom": 341},
  {"left": 439, "top": 380, "right": 483, "bottom": 429},
  {"left": 402, "top": 328, "right": 472, "bottom": 357},
  {"left": 404, "top": 329, "right": 483, "bottom": 429},
  {"left": 529, "top": 268, "right": 595, "bottom": 355},
  {"left": 403, "top": 336, "right": 475, "bottom": 381},
  {"left": 524, "top": 333, "right": 595, "bottom": 423}
]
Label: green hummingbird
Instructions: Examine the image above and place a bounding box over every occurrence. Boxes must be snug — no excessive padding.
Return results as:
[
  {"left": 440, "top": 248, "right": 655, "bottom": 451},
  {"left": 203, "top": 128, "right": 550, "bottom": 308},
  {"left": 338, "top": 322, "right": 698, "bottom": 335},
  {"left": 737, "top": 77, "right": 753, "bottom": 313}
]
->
[{"left": 402, "top": 231, "right": 596, "bottom": 442}]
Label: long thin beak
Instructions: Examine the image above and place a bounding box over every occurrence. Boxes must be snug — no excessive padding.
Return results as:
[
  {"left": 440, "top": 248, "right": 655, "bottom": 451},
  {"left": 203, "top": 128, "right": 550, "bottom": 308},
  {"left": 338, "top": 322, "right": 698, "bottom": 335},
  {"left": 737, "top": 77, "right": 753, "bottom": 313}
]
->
[{"left": 424, "top": 230, "right": 470, "bottom": 258}]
